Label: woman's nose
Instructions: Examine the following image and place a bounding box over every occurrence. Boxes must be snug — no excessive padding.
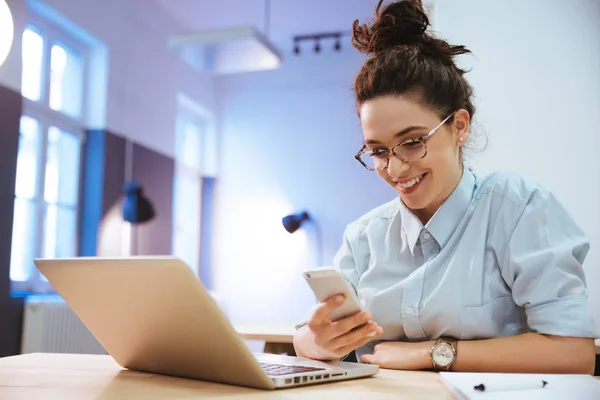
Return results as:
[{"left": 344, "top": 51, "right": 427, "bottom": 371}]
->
[{"left": 386, "top": 154, "right": 411, "bottom": 178}]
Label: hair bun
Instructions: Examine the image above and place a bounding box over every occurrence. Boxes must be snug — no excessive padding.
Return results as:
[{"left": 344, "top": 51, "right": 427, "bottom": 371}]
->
[{"left": 352, "top": 0, "right": 430, "bottom": 55}]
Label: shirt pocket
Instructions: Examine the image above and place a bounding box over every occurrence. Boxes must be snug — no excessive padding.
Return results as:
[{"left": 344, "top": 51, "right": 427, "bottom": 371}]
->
[{"left": 459, "top": 296, "right": 519, "bottom": 340}]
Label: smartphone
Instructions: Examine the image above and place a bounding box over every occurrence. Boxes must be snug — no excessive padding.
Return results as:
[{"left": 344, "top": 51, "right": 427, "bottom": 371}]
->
[{"left": 303, "top": 268, "right": 365, "bottom": 322}]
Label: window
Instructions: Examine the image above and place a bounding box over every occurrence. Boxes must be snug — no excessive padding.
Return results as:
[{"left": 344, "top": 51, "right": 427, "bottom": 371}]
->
[
  {"left": 11, "top": 22, "right": 86, "bottom": 293},
  {"left": 10, "top": 116, "right": 41, "bottom": 283},
  {"left": 49, "top": 43, "right": 84, "bottom": 119},
  {"left": 21, "top": 28, "right": 44, "bottom": 102},
  {"left": 172, "top": 113, "right": 203, "bottom": 275},
  {"left": 172, "top": 95, "right": 218, "bottom": 287}
]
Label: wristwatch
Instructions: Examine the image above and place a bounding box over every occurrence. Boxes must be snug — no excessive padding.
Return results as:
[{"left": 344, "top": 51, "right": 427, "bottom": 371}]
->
[{"left": 430, "top": 337, "right": 457, "bottom": 371}]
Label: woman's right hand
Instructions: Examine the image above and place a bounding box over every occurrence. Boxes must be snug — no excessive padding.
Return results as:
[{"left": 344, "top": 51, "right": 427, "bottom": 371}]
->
[{"left": 294, "top": 294, "right": 384, "bottom": 360}]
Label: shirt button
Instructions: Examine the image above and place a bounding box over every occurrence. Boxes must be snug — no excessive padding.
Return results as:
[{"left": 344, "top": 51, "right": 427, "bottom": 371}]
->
[{"left": 423, "top": 232, "right": 431, "bottom": 240}]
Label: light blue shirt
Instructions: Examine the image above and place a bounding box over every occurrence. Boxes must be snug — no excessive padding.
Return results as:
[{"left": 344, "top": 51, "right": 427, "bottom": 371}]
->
[{"left": 335, "top": 166, "right": 599, "bottom": 358}]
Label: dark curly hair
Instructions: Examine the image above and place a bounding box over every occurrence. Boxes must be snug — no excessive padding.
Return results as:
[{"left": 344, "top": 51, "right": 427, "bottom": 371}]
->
[{"left": 352, "top": 0, "right": 476, "bottom": 128}]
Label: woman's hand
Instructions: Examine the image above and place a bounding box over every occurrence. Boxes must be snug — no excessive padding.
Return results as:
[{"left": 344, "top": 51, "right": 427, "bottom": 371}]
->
[
  {"left": 294, "top": 295, "right": 383, "bottom": 360},
  {"left": 360, "top": 341, "right": 435, "bottom": 370}
]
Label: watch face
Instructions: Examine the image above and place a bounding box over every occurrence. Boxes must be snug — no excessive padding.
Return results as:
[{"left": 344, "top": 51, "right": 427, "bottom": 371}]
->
[{"left": 432, "top": 342, "right": 454, "bottom": 367}]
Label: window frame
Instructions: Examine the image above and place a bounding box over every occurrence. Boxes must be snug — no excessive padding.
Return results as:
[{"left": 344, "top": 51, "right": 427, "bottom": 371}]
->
[
  {"left": 172, "top": 99, "right": 212, "bottom": 276},
  {"left": 11, "top": 18, "right": 88, "bottom": 294}
]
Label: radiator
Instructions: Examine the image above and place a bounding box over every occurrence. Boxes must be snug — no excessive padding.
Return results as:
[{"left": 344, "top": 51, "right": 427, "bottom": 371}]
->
[{"left": 21, "top": 296, "right": 107, "bottom": 355}]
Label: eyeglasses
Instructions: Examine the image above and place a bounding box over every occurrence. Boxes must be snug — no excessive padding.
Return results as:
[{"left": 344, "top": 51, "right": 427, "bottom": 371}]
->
[{"left": 355, "top": 112, "right": 456, "bottom": 171}]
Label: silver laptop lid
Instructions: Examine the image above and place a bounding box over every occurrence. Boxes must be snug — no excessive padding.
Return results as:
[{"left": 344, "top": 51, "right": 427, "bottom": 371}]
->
[{"left": 35, "top": 256, "right": 276, "bottom": 389}]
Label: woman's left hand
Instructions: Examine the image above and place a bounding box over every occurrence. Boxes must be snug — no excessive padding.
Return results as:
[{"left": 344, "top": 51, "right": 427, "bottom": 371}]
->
[{"left": 360, "top": 340, "right": 435, "bottom": 370}]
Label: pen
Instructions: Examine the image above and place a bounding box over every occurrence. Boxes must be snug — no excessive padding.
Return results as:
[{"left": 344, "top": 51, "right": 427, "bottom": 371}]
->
[{"left": 473, "top": 379, "right": 548, "bottom": 392}]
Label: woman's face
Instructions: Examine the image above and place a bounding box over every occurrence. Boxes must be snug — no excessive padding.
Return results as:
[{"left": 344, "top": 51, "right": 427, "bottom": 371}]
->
[{"left": 359, "top": 95, "right": 470, "bottom": 221}]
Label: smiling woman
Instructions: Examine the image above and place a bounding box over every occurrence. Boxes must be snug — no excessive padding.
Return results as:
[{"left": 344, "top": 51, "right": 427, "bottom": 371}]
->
[{"left": 293, "top": 0, "right": 598, "bottom": 375}]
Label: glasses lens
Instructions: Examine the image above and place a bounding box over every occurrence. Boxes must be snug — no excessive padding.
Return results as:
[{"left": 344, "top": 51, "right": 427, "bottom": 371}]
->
[
  {"left": 359, "top": 152, "right": 388, "bottom": 170},
  {"left": 395, "top": 141, "right": 426, "bottom": 161}
]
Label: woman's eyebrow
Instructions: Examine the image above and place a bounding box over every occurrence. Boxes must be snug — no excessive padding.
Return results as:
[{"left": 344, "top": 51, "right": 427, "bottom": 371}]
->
[{"left": 365, "top": 125, "right": 428, "bottom": 145}]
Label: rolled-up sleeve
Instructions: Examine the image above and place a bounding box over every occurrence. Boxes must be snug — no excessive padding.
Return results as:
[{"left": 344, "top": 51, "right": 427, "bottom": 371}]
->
[{"left": 501, "top": 189, "right": 599, "bottom": 338}]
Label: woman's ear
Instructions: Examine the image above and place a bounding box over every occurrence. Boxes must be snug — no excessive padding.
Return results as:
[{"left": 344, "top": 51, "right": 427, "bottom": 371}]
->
[{"left": 453, "top": 109, "right": 471, "bottom": 146}]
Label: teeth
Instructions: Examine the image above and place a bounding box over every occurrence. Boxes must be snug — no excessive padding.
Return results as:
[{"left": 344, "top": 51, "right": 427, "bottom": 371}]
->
[{"left": 398, "top": 174, "right": 423, "bottom": 189}]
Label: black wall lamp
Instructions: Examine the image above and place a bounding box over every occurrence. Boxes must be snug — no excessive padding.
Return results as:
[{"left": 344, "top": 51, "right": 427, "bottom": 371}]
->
[
  {"left": 282, "top": 210, "right": 324, "bottom": 266},
  {"left": 121, "top": 138, "right": 155, "bottom": 225},
  {"left": 282, "top": 211, "right": 310, "bottom": 233},
  {"left": 122, "top": 182, "right": 155, "bottom": 224}
]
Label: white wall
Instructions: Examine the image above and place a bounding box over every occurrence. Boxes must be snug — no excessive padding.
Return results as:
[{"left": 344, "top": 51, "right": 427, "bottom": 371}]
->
[
  {"left": 214, "top": 0, "right": 600, "bottom": 327},
  {"left": 1, "top": 0, "right": 215, "bottom": 158},
  {"left": 439, "top": 0, "right": 600, "bottom": 318},
  {"left": 214, "top": 47, "right": 396, "bottom": 325}
]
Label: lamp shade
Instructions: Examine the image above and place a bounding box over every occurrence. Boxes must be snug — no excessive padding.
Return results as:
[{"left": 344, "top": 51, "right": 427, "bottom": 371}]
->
[
  {"left": 122, "top": 182, "right": 155, "bottom": 224},
  {"left": 282, "top": 211, "right": 310, "bottom": 234},
  {"left": 169, "top": 26, "right": 281, "bottom": 75},
  {"left": 0, "top": 0, "right": 14, "bottom": 67}
]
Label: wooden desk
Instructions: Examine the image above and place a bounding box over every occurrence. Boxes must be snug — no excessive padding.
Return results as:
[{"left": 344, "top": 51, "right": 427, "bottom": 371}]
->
[
  {"left": 0, "top": 353, "right": 454, "bottom": 399},
  {"left": 236, "top": 324, "right": 296, "bottom": 355}
]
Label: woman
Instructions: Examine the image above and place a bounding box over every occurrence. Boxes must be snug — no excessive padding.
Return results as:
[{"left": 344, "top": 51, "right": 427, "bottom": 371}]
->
[{"left": 293, "top": 0, "right": 598, "bottom": 374}]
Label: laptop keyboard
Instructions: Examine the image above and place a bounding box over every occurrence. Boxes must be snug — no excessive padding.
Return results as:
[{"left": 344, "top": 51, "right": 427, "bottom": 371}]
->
[{"left": 259, "top": 362, "right": 326, "bottom": 376}]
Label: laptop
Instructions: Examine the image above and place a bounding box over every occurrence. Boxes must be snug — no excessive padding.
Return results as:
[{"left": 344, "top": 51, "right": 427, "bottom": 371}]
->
[{"left": 34, "top": 256, "right": 379, "bottom": 390}]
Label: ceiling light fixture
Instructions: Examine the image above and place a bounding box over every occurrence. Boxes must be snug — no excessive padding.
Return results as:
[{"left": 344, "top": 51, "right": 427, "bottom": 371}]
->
[
  {"left": 292, "top": 31, "right": 347, "bottom": 56},
  {"left": 169, "top": 0, "right": 280, "bottom": 74}
]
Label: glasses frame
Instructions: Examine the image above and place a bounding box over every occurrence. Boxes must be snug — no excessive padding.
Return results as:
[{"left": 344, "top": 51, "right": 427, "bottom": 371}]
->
[{"left": 355, "top": 112, "right": 456, "bottom": 171}]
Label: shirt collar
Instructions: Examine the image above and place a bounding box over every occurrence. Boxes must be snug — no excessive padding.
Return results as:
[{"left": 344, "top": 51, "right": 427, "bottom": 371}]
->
[{"left": 399, "top": 165, "right": 477, "bottom": 254}]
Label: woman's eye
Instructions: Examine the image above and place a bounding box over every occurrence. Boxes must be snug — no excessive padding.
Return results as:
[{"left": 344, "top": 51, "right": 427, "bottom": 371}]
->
[
  {"left": 401, "top": 138, "right": 422, "bottom": 148},
  {"left": 370, "top": 149, "right": 388, "bottom": 158}
]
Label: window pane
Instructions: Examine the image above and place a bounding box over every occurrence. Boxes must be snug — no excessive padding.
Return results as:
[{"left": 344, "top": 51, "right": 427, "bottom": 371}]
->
[
  {"left": 42, "top": 204, "right": 77, "bottom": 260},
  {"left": 173, "top": 169, "right": 201, "bottom": 273},
  {"left": 10, "top": 198, "right": 38, "bottom": 282},
  {"left": 50, "top": 43, "right": 83, "bottom": 119},
  {"left": 175, "top": 115, "right": 203, "bottom": 172},
  {"left": 15, "top": 116, "right": 41, "bottom": 199},
  {"left": 44, "top": 127, "right": 81, "bottom": 206},
  {"left": 21, "top": 28, "right": 44, "bottom": 102},
  {"left": 41, "top": 204, "right": 76, "bottom": 282}
]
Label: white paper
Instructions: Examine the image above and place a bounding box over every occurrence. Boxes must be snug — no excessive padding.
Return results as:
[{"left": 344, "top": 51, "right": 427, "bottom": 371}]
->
[{"left": 439, "top": 372, "right": 600, "bottom": 400}]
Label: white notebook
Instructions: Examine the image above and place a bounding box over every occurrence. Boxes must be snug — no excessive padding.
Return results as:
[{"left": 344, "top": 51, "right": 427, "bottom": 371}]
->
[{"left": 440, "top": 372, "right": 600, "bottom": 400}]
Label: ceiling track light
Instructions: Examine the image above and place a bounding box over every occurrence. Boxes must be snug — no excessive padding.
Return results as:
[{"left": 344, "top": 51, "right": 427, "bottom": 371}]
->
[{"left": 292, "top": 31, "right": 347, "bottom": 56}]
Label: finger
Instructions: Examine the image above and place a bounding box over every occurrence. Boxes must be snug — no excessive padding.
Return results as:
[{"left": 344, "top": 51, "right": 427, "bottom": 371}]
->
[
  {"left": 330, "top": 310, "right": 372, "bottom": 338},
  {"left": 306, "top": 296, "right": 346, "bottom": 343},
  {"left": 330, "top": 322, "right": 380, "bottom": 349},
  {"left": 313, "top": 321, "right": 379, "bottom": 354},
  {"left": 311, "top": 295, "right": 345, "bottom": 324},
  {"left": 360, "top": 354, "right": 375, "bottom": 364},
  {"left": 334, "top": 327, "right": 384, "bottom": 357}
]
